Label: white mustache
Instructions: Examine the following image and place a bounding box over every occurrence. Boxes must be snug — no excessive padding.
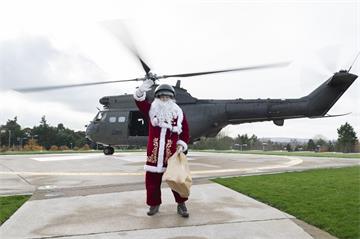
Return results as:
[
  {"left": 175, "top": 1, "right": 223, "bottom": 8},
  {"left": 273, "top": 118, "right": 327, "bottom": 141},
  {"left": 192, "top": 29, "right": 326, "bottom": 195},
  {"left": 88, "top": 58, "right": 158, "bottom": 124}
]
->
[{"left": 150, "top": 98, "right": 180, "bottom": 125}]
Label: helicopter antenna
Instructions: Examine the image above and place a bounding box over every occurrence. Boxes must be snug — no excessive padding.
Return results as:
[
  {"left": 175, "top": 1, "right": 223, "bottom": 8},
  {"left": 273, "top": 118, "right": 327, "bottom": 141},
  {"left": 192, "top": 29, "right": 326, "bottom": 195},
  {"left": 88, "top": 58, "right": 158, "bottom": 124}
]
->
[{"left": 348, "top": 51, "right": 360, "bottom": 72}]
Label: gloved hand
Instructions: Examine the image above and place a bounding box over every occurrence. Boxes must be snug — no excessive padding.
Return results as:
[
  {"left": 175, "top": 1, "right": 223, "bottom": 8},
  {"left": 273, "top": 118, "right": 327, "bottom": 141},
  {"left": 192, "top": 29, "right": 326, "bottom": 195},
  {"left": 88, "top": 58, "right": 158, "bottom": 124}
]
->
[
  {"left": 139, "top": 79, "right": 154, "bottom": 93},
  {"left": 136, "top": 79, "right": 154, "bottom": 98}
]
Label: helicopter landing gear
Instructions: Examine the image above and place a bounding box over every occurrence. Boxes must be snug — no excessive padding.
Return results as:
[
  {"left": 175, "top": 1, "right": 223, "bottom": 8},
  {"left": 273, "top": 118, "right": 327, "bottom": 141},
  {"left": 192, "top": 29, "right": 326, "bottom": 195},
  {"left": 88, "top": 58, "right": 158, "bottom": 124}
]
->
[{"left": 103, "top": 146, "right": 114, "bottom": 155}]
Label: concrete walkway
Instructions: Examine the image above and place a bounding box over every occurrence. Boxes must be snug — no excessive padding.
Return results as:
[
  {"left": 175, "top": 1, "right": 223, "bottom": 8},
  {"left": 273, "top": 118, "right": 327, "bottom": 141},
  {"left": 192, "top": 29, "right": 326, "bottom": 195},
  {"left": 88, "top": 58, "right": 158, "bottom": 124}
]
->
[{"left": 0, "top": 183, "right": 314, "bottom": 239}]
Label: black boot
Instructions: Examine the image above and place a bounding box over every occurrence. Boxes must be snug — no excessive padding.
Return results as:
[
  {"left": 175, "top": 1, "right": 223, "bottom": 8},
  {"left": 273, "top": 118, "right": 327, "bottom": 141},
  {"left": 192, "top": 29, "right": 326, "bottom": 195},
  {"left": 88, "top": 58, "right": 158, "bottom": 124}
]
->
[
  {"left": 177, "top": 202, "right": 189, "bottom": 218},
  {"left": 147, "top": 205, "right": 160, "bottom": 216}
]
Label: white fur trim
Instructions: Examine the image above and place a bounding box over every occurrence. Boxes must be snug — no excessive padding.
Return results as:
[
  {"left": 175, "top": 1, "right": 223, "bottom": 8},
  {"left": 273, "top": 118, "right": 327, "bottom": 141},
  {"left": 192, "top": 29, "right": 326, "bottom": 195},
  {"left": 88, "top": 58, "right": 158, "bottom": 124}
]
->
[
  {"left": 175, "top": 112, "right": 183, "bottom": 135},
  {"left": 159, "top": 122, "right": 172, "bottom": 129},
  {"left": 133, "top": 89, "right": 146, "bottom": 101},
  {"left": 176, "top": 140, "right": 188, "bottom": 152},
  {"left": 143, "top": 127, "right": 168, "bottom": 173},
  {"left": 144, "top": 165, "right": 166, "bottom": 173},
  {"left": 157, "top": 127, "right": 167, "bottom": 171}
]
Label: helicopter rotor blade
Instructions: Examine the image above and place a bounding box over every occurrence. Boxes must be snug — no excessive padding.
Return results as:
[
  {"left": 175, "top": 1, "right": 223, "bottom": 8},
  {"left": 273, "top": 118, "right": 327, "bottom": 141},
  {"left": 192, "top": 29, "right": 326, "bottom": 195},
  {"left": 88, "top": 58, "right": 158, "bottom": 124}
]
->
[
  {"left": 138, "top": 57, "right": 151, "bottom": 75},
  {"left": 14, "top": 78, "right": 143, "bottom": 93},
  {"left": 14, "top": 61, "right": 291, "bottom": 93},
  {"left": 158, "top": 61, "right": 291, "bottom": 79},
  {"left": 102, "top": 20, "right": 151, "bottom": 75}
]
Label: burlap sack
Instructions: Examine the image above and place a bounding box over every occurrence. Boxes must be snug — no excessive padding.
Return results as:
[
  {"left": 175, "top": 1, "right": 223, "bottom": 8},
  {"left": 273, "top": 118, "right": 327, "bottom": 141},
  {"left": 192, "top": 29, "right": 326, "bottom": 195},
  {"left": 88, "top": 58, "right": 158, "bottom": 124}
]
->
[{"left": 163, "top": 151, "right": 192, "bottom": 198}]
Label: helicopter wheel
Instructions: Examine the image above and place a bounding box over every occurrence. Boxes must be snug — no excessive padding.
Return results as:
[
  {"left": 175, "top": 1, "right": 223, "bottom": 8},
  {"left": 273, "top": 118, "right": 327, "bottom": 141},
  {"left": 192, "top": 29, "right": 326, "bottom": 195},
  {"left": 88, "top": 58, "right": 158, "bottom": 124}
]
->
[{"left": 103, "top": 146, "right": 114, "bottom": 155}]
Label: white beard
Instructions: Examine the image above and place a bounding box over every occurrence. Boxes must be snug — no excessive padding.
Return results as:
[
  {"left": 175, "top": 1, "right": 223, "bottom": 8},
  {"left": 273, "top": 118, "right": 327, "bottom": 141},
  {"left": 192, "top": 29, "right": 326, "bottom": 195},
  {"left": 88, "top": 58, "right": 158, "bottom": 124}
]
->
[{"left": 149, "top": 98, "right": 183, "bottom": 133}]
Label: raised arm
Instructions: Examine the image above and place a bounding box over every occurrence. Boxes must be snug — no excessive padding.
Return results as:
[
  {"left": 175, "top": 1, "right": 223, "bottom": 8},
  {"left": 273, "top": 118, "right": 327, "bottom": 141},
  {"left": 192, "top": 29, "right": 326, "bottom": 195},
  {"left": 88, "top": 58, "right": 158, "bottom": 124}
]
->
[{"left": 134, "top": 79, "right": 154, "bottom": 117}]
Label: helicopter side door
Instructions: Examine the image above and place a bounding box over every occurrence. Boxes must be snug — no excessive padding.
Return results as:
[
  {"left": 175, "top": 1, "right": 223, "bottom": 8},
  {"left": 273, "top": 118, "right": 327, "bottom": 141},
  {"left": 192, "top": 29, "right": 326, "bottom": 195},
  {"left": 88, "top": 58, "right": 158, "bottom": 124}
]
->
[
  {"left": 127, "top": 110, "right": 149, "bottom": 146},
  {"left": 128, "top": 111, "right": 148, "bottom": 136}
]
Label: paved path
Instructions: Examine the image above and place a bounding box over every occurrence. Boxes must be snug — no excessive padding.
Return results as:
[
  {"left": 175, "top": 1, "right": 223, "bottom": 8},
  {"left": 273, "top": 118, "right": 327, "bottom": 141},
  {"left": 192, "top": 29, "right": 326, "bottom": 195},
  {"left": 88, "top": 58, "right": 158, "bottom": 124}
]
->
[{"left": 0, "top": 183, "right": 313, "bottom": 239}]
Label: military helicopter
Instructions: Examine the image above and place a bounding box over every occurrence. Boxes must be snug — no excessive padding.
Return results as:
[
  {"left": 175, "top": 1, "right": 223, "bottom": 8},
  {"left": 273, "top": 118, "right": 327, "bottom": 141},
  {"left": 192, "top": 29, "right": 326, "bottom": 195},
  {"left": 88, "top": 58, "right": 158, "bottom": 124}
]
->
[{"left": 15, "top": 27, "right": 359, "bottom": 155}]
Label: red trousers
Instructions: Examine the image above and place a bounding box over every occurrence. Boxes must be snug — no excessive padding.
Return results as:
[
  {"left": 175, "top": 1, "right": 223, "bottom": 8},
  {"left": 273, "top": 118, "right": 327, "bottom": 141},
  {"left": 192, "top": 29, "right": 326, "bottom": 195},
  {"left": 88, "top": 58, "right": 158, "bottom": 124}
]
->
[{"left": 145, "top": 171, "right": 188, "bottom": 206}]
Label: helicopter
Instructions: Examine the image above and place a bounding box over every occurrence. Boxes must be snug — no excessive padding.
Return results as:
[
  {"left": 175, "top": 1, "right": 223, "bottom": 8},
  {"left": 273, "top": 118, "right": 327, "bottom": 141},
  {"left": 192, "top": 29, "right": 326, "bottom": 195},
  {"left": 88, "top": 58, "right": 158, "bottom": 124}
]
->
[
  {"left": 16, "top": 64, "right": 358, "bottom": 155},
  {"left": 15, "top": 26, "right": 359, "bottom": 155}
]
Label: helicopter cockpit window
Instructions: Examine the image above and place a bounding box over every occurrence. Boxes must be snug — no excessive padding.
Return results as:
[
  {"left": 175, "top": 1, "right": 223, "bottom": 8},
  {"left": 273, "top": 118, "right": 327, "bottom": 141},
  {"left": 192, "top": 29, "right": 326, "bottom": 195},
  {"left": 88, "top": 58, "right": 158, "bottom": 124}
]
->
[
  {"left": 109, "top": 116, "right": 116, "bottom": 123},
  {"left": 95, "top": 112, "right": 107, "bottom": 122}
]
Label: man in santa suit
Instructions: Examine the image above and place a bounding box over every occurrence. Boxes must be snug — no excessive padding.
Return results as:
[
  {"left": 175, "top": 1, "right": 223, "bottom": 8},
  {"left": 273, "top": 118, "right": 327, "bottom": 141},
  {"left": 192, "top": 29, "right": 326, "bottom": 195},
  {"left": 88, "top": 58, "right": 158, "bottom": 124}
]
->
[{"left": 134, "top": 79, "right": 190, "bottom": 217}]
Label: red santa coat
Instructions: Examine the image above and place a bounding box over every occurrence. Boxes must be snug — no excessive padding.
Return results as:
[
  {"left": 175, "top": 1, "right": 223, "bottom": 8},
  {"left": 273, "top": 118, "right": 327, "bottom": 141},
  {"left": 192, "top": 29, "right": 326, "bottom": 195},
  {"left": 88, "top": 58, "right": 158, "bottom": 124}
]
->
[{"left": 134, "top": 92, "right": 190, "bottom": 173}]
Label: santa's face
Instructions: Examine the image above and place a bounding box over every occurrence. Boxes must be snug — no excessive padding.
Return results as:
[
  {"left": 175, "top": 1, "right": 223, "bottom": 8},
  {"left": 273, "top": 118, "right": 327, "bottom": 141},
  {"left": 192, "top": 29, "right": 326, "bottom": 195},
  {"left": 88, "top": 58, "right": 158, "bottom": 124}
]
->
[{"left": 159, "top": 95, "right": 171, "bottom": 102}]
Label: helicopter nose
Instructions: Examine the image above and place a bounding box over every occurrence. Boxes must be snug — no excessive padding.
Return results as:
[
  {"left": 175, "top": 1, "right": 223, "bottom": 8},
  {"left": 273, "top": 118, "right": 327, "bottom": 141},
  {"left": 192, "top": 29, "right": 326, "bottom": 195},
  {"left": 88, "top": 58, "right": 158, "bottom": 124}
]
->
[{"left": 85, "top": 123, "right": 98, "bottom": 141}]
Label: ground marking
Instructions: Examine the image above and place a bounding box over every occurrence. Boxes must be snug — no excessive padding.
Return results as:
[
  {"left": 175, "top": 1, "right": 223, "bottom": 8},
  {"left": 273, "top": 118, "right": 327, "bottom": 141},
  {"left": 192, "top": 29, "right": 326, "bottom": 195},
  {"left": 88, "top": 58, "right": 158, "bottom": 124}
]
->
[{"left": 0, "top": 157, "right": 303, "bottom": 176}]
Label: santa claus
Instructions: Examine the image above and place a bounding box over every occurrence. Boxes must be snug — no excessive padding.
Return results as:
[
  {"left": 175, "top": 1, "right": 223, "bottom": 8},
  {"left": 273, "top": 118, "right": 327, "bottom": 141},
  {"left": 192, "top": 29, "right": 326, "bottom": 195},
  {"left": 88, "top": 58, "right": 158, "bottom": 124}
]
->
[{"left": 134, "top": 79, "right": 190, "bottom": 217}]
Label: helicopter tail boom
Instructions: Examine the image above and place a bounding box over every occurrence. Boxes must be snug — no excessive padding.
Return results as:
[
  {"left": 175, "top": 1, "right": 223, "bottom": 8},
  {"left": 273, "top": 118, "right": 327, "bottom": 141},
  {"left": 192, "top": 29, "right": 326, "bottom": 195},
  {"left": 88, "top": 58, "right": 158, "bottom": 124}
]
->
[
  {"left": 305, "top": 70, "right": 357, "bottom": 117},
  {"left": 222, "top": 70, "right": 357, "bottom": 127}
]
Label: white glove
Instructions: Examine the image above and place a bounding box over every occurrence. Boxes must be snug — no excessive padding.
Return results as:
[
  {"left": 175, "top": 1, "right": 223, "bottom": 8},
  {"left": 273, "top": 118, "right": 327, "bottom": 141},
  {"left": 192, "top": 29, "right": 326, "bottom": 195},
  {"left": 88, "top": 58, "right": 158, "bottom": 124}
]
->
[
  {"left": 139, "top": 79, "right": 154, "bottom": 93},
  {"left": 151, "top": 117, "right": 159, "bottom": 126},
  {"left": 136, "top": 79, "right": 154, "bottom": 98}
]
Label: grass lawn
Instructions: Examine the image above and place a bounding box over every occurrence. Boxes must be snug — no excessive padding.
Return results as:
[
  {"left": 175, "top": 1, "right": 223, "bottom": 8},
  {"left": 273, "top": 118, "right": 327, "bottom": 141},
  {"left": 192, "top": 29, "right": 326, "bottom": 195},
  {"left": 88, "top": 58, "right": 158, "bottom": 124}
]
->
[
  {"left": 213, "top": 166, "right": 360, "bottom": 239},
  {"left": 196, "top": 150, "right": 360, "bottom": 158},
  {"left": 0, "top": 195, "right": 31, "bottom": 224}
]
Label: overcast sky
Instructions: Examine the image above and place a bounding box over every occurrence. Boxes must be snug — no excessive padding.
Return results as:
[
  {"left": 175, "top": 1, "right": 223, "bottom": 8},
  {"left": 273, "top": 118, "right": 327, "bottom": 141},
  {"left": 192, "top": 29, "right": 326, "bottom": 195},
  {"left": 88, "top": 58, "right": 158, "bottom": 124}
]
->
[{"left": 0, "top": 0, "right": 359, "bottom": 140}]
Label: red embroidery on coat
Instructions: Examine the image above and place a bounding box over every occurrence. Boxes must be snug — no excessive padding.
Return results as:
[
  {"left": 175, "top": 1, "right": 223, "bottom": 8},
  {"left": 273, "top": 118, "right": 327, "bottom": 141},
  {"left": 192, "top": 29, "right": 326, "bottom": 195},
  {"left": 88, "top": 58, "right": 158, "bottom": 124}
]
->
[
  {"left": 147, "top": 138, "right": 159, "bottom": 163},
  {"left": 164, "top": 139, "right": 173, "bottom": 163}
]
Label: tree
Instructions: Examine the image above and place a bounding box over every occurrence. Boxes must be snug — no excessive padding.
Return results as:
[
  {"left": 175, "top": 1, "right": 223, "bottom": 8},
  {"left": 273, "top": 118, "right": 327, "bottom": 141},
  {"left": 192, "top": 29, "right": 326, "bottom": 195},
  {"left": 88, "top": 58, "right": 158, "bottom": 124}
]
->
[
  {"left": 315, "top": 138, "right": 327, "bottom": 146},
  {"left": 337, "top": 122, "right": 358, "bottom": 153},
  {"left": 234, "top": 134, "right": 249, "bottom": 145},
  {"left": 32, "top": 116, "right": 57, "bottom": 150},
  {"left": 327, "top": 140, "right": 335, "bottom": 152},
  {"left": 1, "top": 116, "right": 87, "bottom": 151},
  {"left": 1, "top": 117, "right": 24, "bottom": 147},
  {"left": 0, "top": 125, "right": 6, "bottom": 147},
  {"left": 249, "top": 134, "right": 261, "bottom": 150},
  {"left": 40, "top": 115, "right": 48, "bottom": 127},
  {"left": 286, "top": 143, "right": 292, "bottom": 152},
  {"left": 57, "top": 123, "right": 65, "bottom": 131},
  {"left": 307, "top": 139, "right": 316, "bottom": 151},
  {"left": 191, "top": 133, "right": 235, "bottom": 150},
  {"left": 216, "top": 136, "right": 234, "bottom": 150}
]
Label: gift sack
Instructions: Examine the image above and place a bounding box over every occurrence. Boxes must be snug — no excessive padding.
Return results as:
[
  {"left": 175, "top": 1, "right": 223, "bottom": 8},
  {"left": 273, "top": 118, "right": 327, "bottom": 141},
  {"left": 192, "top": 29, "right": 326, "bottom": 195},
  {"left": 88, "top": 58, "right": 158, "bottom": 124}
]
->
[{"left": 163, "top": 151, "right": 192, "bottom": 198}]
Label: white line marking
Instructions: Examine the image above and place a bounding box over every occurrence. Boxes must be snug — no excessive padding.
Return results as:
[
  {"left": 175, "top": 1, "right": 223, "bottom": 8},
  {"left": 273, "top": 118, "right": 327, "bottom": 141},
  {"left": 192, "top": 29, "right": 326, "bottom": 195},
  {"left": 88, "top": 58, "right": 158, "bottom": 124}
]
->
[
  {"left": 116, "top": 155, "right": 146, "bottom": 162},
  {"left": 31, "top": 154, "right": 99, "bottom": 161},
  {"left": 37, "top": 185, "right": 58, "bottom": 190},
  {"left": 191, "top": 157, "right": 303, "bottom": 174},
  {"left": 0, "top": 157, "right": 303, "bottom": 176}
]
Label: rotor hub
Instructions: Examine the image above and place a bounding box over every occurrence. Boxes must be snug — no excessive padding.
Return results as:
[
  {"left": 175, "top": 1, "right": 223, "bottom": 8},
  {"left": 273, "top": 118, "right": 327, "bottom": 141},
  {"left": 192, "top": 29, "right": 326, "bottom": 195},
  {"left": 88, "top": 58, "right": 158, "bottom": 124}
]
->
[{"left": 146, "top": 72, "right": 158, "bottom": 82}]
